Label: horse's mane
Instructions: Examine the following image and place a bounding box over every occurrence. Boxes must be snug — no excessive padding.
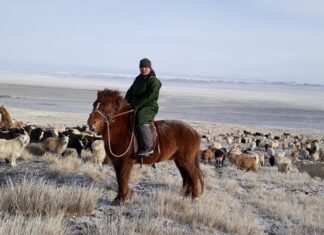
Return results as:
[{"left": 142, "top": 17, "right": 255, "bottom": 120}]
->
[{"left": 97, "top": 89, "right": 127, "bottom": 111}]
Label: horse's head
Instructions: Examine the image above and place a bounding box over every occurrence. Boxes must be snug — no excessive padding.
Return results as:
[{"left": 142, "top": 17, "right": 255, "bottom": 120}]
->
[{"left": 87, "top": 89, "right": 124, "bottom": 134}]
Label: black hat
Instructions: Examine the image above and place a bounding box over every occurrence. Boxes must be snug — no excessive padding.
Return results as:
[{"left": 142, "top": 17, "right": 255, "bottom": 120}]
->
[{"left": 139, "top": 58, "right": 152, "bottom": 68}]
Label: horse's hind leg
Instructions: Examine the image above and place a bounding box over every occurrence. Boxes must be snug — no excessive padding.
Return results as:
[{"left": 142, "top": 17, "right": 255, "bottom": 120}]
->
[
  {"left": 178, "top": 158, "right": 201, "bottom": 199},
  {"left": 175, "top": 161, "right": 192, "bottom": 197}
]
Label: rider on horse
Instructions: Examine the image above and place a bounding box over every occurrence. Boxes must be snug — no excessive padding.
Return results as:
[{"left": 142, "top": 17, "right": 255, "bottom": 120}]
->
[{"left": 125, "top": 58, "right": 162, "bottom": 157}]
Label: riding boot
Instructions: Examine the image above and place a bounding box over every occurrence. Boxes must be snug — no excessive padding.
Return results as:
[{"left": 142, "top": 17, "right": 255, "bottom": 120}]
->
[{"left": 136, "top": 124, "right": 154, "bottom": 157}]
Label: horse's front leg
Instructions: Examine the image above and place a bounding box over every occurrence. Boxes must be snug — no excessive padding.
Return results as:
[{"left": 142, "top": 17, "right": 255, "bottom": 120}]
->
[{"left": 112, "top": 161, "right": 135, "bottom": 205}]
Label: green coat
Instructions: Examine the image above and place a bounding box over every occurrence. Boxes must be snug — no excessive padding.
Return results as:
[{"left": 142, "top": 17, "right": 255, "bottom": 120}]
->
[{"left": 125, "top": 73, "right": 162, "bottom": 125}]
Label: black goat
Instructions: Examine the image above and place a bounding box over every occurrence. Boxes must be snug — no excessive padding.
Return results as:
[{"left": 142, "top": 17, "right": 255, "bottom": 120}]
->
[
  {"left": 61, "top": 132, "right": 88, "bottom": 157},
  {"left": 214, "top": 148, "right": 226, "bottom": 167},
  {"left": 269, "top": 156, "right": 275, "bottom": 166},
  {"left": 29, "top": 128, "right": 44, "bottom": 143},
  {"left": 0, "top": 128, "right": 25, "bottom": 140}
]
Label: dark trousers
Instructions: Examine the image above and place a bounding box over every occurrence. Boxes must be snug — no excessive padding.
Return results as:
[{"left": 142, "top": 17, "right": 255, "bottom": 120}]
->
[{"left": 136, "top": 124, "right": 153, "bottom": 150}]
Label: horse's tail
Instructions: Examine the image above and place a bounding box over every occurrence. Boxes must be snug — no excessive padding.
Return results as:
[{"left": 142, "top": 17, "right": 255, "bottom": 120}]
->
[{"left": 195, "top": 148, "right": 204, "bottom": 195}]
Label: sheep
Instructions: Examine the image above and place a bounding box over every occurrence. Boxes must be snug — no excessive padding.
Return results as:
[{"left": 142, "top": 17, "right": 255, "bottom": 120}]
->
[
  {"left": 267, "top": 147, "right": 275, "bottom": 158},
  {"left": 255, "top": 139, "right": 262, "bottom": 147},
  {"left": 277, "top": 163, "right": 290, "bottom": 173},
  {"left": 300, "top": 149, "right": 310, "bottom": 159},
  {"left": 264, "top": 143, "right": 271, "bottom": 152},
  {"left": 294, "top": 160, "right": 324, "bottom": 179},
  {"left": 271, "top": 140, "right": 280, "bottom": 148},
  {"left": 212, "top": 142, "right": 222, "bottom": 149},
  {"left": 276, "top": 151, "right": 286, "bottom": 158},
  {"left": 83, "top": 135, "right": 102, "bottom": 152},
  {"left": 29, "top": 127, "right": 44, "bottom": 143},
  {"left": 255, "top": 151, "right": 265, "bottom": 167},
  {"left": 264, "top": 147, "right": 275, "bottom": 166},
  {"left": 306, "top": 144, "right": 320, "bottom": 161},
  {"left": 227, "top": 149, "right": 258, "bottom": 172},
  {"left": 227, "top": 148, "right": 242, "bottom": 165},
  {"left": 291, "top": 149, "right": 299, "bottom": 159},
  {"left": 295, "top": 142, "right": 301, "bottom": 151},
  {"left": 42, "top": 135, "right": 69, "bottom": 155},
  {"left": 91, "top": 140, "right": 105, "bottom": 166},
  {"left": 235, "top": 155, "right": 258, "bottom": 172},
  {"left": 276, "top": 156, "right": 291, "bottom": 173},
  {"left": 226, "top": 136, "right": 233, "bottom": 145},
  {"left": 250, "top": 141, "right": 256, "bottom": 151},
  {"left": 41, "top": 129, "right": 59, "bottom": 141},
  {"left": 61, "top": 131, "right": 88, "bottom": 157},
  {"left": 0, "top": 134, "right": 30, "bottom": 166},
  {"left": 0, "top": 128, "right": 25, "bottom": 140},
  {"left": 201, "top": 148, "right": 214, "bottom": 164}
]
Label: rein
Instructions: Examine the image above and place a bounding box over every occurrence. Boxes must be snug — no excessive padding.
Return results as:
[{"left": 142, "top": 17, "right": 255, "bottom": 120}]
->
[{"left": 93, "top": 105, "right": 135, "bottom": 158}]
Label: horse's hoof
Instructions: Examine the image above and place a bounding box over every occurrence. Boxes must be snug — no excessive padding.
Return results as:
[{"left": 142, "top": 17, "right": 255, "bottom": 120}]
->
[
  {"left": 126, "top": 190, "right": 133, "bottom": 200},
  {"left": 111, "top": 191, "right": 133, "bottom": 206},
  {"left": 111, "top": 196, "right": 122, "bottom": 206},
  {"left": 192, "top": 196, "right": 199, "bottom": 203}
]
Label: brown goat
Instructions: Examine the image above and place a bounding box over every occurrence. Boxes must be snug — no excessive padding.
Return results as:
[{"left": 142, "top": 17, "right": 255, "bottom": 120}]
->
[
  {"left": 228, "top": 150, "right": 258, "bottom": 172},
  {"left": 0, "top": 105, "right": 13, "bottom": 128},
  {"left": 201, "top": 148, "right": 214, "bottom": 164},
  {"left": 43, "top": 135, "right": 69, "bottom": 154},
  {"left": 236, "top": 155, "right": 258, "bottom": 172}
]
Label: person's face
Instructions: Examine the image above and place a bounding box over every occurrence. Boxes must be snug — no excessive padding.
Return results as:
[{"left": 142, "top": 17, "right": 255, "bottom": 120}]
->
[{"left": 140, "top": 67, "right": 151, "bottom": 76}]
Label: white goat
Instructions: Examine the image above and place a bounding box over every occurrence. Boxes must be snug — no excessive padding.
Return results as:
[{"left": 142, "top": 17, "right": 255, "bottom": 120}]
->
[
  {"left": 250, "top": 141, "right": 256, "bottom": 151},
  {"left": 0, "top": 135, "right": 30, "bottom": 166},
  {"left": 91, "top": 140, "right": 106, "bottom": 166},
  {"left": 276, "top": 156, "right": 291, "bottom": 173}
]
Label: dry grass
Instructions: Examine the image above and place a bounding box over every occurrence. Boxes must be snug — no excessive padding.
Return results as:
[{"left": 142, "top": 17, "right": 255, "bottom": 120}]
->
[
  {"left": 80, "top": 163, "right": 107, "bottom": 181},
  {"left": 45, "top": 155, "right": 81, "bottom": 176},
  {"left": 0, "top": 214, "right": 67, "bottom": 235},
  {"left": 0, "top": 177, "right": 102, "bottom": 217},
  {"left": 1, "top": 136, "right": 323, "bottom": 234},
  {"left": 18, "top": 149, "right": 34, "bottom": 160},
  {"left": 90, "top": 161, "right": 324, "bottom": 235}
]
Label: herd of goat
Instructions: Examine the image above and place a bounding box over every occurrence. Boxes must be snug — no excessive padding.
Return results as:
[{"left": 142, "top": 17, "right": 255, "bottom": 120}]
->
[
  {"left": 0, "top": 105, "right": 323, "bottom": 180},
  {"left": 0, "top": 124, "right": 105, "bottom": 167},
  {"left": 200, "top": 130, "right": 324, "bottom": 179}
]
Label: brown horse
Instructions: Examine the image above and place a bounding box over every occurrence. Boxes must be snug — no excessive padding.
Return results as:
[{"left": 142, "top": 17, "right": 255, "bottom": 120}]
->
[
  {"left": 0, "top": 105, "right": 14, "bottom": 128},
  {"left": 87, "top": 89, "right": 204, "bottom": 205}
]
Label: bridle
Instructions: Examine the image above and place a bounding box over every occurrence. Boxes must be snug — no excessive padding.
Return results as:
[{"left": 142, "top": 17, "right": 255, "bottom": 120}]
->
[{"left": 91, "top": 102, "right": 135, "bottom": 158}]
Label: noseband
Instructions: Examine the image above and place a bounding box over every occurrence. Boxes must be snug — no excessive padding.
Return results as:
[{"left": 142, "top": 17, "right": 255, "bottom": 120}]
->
[
  {"left": 91, "top": 102, "right": 135, "bottom": 158},
  {"left": 91, "top": 102, "right": 133, "bottom": 123}
]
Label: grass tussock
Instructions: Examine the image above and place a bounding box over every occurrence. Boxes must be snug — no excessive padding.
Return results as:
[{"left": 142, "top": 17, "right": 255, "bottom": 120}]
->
[
  {"left": 18, "top": 149, "right": 34, "bottom": 160},
  {"left": 0, "top": 178, "right": 102, "bottom": 217},
  {"left": 80, "top": 163, "right": 107, "bottom": 181},
  {"left": 0, "top": 214, "right": 67, "bottom": 235},
  {"left": 45, "top": 155, "right": 81, "bottom": 176}
]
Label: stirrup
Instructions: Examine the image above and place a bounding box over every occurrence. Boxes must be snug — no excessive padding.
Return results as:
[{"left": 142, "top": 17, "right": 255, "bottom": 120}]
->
[{"left": 136, "top": 147, "right": 154, "bottom": 157}]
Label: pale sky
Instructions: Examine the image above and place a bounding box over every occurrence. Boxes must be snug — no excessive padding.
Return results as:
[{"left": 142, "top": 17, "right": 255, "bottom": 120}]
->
[{"left": 0, "top": 0, "right": 323, "bottom": 84}]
